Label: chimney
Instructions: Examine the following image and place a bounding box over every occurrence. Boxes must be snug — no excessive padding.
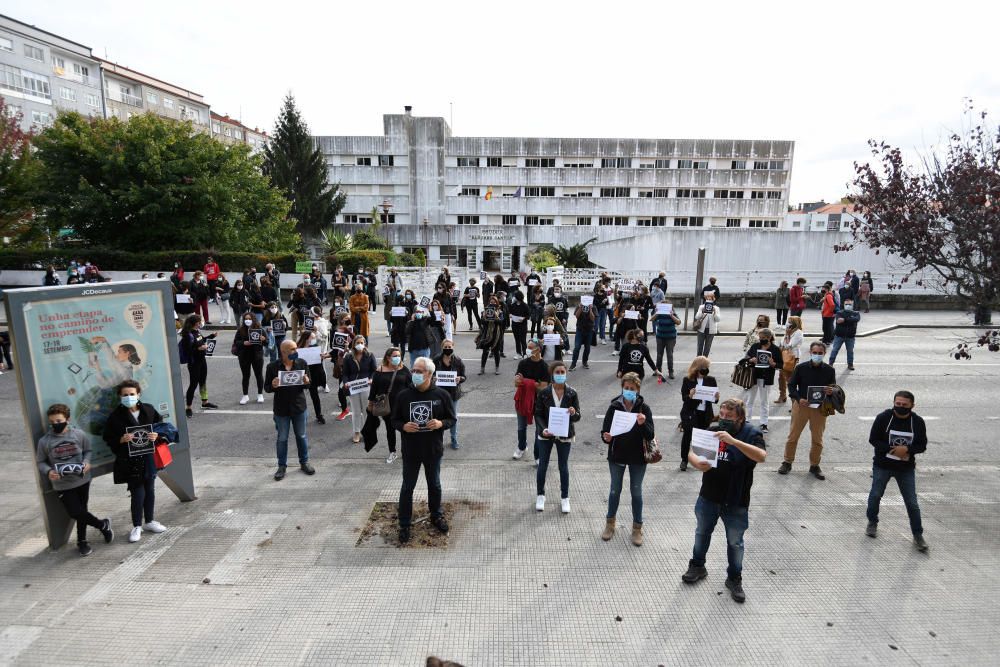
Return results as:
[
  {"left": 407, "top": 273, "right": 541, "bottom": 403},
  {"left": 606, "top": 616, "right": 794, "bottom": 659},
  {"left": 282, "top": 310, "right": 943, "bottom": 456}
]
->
[{"left": 404, "top": 105, "right": 412, "bottom": 116}]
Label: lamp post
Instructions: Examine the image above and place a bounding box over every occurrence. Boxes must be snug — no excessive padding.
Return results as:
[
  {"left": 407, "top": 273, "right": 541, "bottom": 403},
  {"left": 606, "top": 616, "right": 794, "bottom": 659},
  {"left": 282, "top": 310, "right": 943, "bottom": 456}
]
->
[
  {"left": 421, "top": 217, "right": 430, "bottom": 267},
  {"left": 380, "top": 198, "right": 393, "bottom": 248}
]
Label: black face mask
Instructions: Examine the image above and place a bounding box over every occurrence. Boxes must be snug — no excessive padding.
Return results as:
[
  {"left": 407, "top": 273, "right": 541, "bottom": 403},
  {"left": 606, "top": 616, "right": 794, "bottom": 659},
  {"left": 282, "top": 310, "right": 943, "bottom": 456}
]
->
[
  {"left": 893, "top": 406, "right": 912, "bottom": 417},
  {"left": 698, "top": 368, "right": 710, "bottom": 376},
  {"left": 51, "top": 422, "right": 68, "bottom": 434},
  {"left": 442, "top": 349, "right": 453, "bottom": 356}
]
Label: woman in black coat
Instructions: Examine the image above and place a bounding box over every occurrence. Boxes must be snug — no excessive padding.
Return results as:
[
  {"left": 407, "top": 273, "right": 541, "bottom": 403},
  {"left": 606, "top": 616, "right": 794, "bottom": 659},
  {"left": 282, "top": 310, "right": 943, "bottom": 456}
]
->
[
  {"left": 102, "top": 380, "right": 167, "bottom": 543},
  {"left": 600, "top": 372, "right": 655, "bottom": 546},
  {"left": 679, "top": 356, "right": 719, "bottom": 471}
]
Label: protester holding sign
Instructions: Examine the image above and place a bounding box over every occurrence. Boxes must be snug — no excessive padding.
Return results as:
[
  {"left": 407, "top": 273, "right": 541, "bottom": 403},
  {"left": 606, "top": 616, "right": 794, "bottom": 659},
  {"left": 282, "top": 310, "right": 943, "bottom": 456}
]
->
[
  {"left": 296, "top": 331, "right": 330, "bottom": 424},
  {"left": 390, "top": 291, "right": 415, "bottom": 359},
  {"left": 341, "top": 335, "right": 377, "bottom": 443},
  {"left": 462, "top": 279, "right": 482, "bottom": 330},
  {"left": 476, "top": 296, "right": 506, "bottom": 375},
  {"left": 569, "top": 303, "right": 596, "bottom": 371},
  {"left": 264, "top": 340, "right": 314, "bottom": 480},
  {"left": 616, "top": 330, "right": 659, "bottom": 381},
  {"left": 682, "top": 398, "right": 767, "bottom": 604},
  {"left": 776, "top": 316, "right": 804, "bottom": 404},
  {"left": 102, "top": 380, "right": 167, "bottom": 543},
  {"left": 508, "top": 292, "right": 531, "bottom": 359},
  {"left": 680, "top": 357, "right": 719, "bottom": 471},
  {"left": 781, "top": 342, "right": 836, "bottom": 479},
  {"left": 404, "top": 308, "right": 434, "bottom": 368},
  {"left": 263, "top": 302, "right": 288, "bottom": 364},
  {"left": 391, "top": 357, "right": 456, "bottom": 544},
  {"left": 652, "top": 303, "right": 681, "bottom": 379},
  {"left": 178, "top": 314, "right": 218, "bottom": 418},
  {"left": 742, "top": 329, "right": 779, "bottom": 433},
  {"left": 694, "top": 294, "right": 722, "bottom": 357},
  {"left": 540, "top": 317, "right": 565, "bottom": 362},
  {"left": 534, "top": 361, "right": 580, "bottom": 513},
  {"left": 600, "top": 372, "right": 655, "bottom": 546},
  {"left": 37, "top": 404, "right": 113, "bottom": 556},
  {"left": 548, "top": 286, "right": 570, "bottom": 329},
  {"left": 433, "top": 340, "right": 466, "bottom": 450},
  {"left": 368, "top": 347, "right": 413, "bottom": 463},
  {"left": 235, "top": 313, "right": 267, "bottom": 405}
]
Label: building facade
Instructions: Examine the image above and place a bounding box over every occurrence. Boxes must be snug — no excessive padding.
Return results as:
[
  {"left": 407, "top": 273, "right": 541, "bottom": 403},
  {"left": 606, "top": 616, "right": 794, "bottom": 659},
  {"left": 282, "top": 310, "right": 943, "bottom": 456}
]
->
[
  {"left": 99, "top": 59, "right": 210, "bottom": 132},
  {"left": 0, "top": 14, "right": 104, "bottom": 131},
  {"left": 211, "top": 111, "right": 267, "bottom": 152},
  {"left": 317, "top": 108, "right": 794, "bottom": 271},
  {"left": 786, "top": 201, "right": 863, "bottom": 232}
]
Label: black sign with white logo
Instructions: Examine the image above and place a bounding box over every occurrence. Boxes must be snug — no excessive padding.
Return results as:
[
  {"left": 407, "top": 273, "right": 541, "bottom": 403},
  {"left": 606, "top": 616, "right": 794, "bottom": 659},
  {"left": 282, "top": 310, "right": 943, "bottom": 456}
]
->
[
  {"left": 270, "top": 319, "right": 286, "bottom": 335},
  {"left": 249, "top": 330, "right": 263, "bottom": 345},
  {"left": 409, "top": 400, "right": 433, "bottom": 427},
  {"left": 303, "top": 317, "right": 315, "bottom": 332}
]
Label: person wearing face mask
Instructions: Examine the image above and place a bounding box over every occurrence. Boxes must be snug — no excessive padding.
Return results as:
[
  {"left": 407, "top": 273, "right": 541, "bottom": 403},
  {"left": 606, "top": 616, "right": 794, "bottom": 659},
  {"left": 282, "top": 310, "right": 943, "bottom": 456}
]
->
[
  {"left": 775, "top": 316, "right": 804, "bottom": 404},
  {"left": 820, "top": 284, "right": 837, "bottom": 344},
  {"left": 462, "top": 279, "right": 482, "bottom": 330},
  {"left": 539, "top": 317, "right": 565, "bottom": 362},
  {"left": 405, "top": 307, "right": 434, "bottom": 368},
  {"left": 789, "top": 277, "right": 808, "bottom": 317},
  {"left": 682, "top": 398, "right": 767, "bottom": 604},
  {"left": 37, "top": 403, "right": 114, "bottom": 556},
  {"left": 391, "top": 357, "right": 456, "bottom": 544},
  {"left": 600, "top": 373, "right": 655, "bottom": 546},
  {"left": 591, "top": 284, "right": 610, "bottom": 346},
  {"left": 427, "top": 300, "right": 448, "bottom": 357},
  {"left": 296, "top": 331, "right": 331, "bottom": 424},
  {"left": 650, "top": 271, "right": 668, "bottom": 296},
  {"left": 774, "top": 281, "right": 790, "bottom": 325},
  {"left": 341, "top": 335, "right": 377, "bottom": 443},
  {"left": 189, "top": 271, "right": 212, "bottom": 325},
  {"left": 432, "top": 284, "right": 454, "bottom": 337},
  {"left": 382, "top": 287, "right": 397, "bottom": 337},
  {"left": 264, "top": 340, "right": 314, "bottom": 480},
  {"left": 433, "top": 340, "right": 466, "bottom": 450},
  {"left": 229, "top": 280, "right": 249, "bottom": 324},
  {"left": 652, "top": 300, "right": 681, "bottom": 379},
  {"left": 178, "top": 314, "right": 218, "bottom": 418},
  {"left": 611, "top": 292, "right": 637, "bottom": 355},
  {"left": 534, "top": 362, "right": 581, "bottom": 513},
  {"left": 701, "top": 276, "right": 720, "bottom": 303},
  {"left": 865, "top": 390, "right": 929, "bottom": 551},
  {"left": 781, "top": 342, "right": 836, "bottom": 479},
  {"left": 508, "top": 291, "right": 531, "bottom": 359},
  {"left": 235, "top": 312, "right": 266, "bottom": 405},
  {"left": 529, "top": 285, "right": 546, "bottom": 338},
  {"left": 616, "top": 329, "right": 659, "bottom": 381},
  {"left": 330, "top": 316, "right": 355, "bottom": 422},
  {"left": 742, "top": 328, "right": 779, "bottom": 432},
  {"left": 366, "top": 347, "right": 414, "bottom": 463},
  {"left": 349, "top": 282, "right": 371, "bottom": 340},
  {"left": 569, "top": 302, "right": 596, "bottom": 371},
  {"left": 743, "top": 314, "right": 771, "bottom": 352},
  {"left": 548, "top": 286, "right": 570, "bottom": 329},
  {"left": 858, "top": 271, "right": 874, "bottom": 313},
  {"left": 102, "top": 380, "right": 167, "bottom": 543},
  {"left": 476, "top": 297, "right": 506, "bottom": 375},
  {"left": 263, "top": 302, "right": 288, "bottom": 364},
  {"left": 828, "top": 298, "right": 860, "bottom": 370},
  {"left": 694, "top": 294, "right": 721, "bottom": 357},
  {"left": 680, "top": 357, "right": 719, "bottom": 471},
  {"left": 390, "top": 291, "right": 415, "bottom": 360},
  {"left": 214, "top": 275, "right": 232, "bottom": 324},
  {"left": 513, "top": 340, "right": 550, "bottom": 462},
  {"left": 633, "top": 287, "right": 653, "bottom": 337}
]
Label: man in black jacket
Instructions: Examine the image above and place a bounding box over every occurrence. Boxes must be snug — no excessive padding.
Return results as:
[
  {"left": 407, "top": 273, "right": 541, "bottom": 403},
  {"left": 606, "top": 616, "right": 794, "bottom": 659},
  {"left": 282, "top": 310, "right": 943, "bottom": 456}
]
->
[
  {"left": 391, "top": 356, "right": 456, "bottom": 544},
  {"left": 866, "top": 390, "right": 928, "bottom": 551},
  {"left": 264, "top": 340, "right": 314, "bottom": 480},
  {"left": 780, "top": 342, "right": 836, "bottom": 479},
  {"left": 829, "top": 298, "right": 861, "bottom": 370}
]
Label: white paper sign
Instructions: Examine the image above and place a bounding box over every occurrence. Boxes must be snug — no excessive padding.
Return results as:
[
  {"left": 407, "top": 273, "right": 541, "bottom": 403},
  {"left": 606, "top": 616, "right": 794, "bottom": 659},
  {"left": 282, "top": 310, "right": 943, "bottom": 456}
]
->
[
  {"left": 691, "top": 428, "right": 720, "bottom": 467},
  {"left": 433, "top": 310, "right": 443, "bottom": 321},
  {"left": 278, "top": 370, "right": 305, "bottom": 387},
  {"left": 693, "top": 385, "right": 719, "bottom": 402},
  {"left": 528, "top": 279, "right": 539, "bottom": 286},
  {"left": 347, "top": 378, "right": 370, "bottom": 395},
  {"left": 543, "top": 333, "right": 561, "bottom": 347},
  {"left": 580, "top": 295, "right": 594, "bottom": 307},
  {"left": 609, "top": 410, "right": 638, "bottom": 436},
  {"left": 175, "top": 294, "right": 193, "bottom": 303},
  {"left": 624, "top": 309, "right": 640, "bottom": 320},
  {"left": 297, "top": 346, "right": 322, "bottom": 366},
  {"left": 435, "top": 371, "right": 457, "bottom": 387},
  {"left": 391, "top": 306, "right": 408, "bottom": 317},
  {"left": 509, "top": 314, "right": 525, "bottom": 323},
  {"left": 547, "top": 407, "right": 570, "bottom": 438},
  {"left": 656, "top": 303, "right": 673, "bottom": 316}
]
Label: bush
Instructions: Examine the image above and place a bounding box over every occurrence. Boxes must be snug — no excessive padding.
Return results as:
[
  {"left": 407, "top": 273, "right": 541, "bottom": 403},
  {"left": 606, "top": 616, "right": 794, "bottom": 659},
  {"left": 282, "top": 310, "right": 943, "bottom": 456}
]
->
[
  {"left": 0, "top": 248, "right": 306, "bottom": 273},
  {"left": 325, "top": 250, "right": 395, "bottom": 273},
  {"left": 526, "top": 248, "right": 559, "bottom": 272},
  {"left": 352, "top": 229, "right": 390, "bottom": 250},
  {"left": 396, "top": 253, "right": 421, "bottom": 267}
]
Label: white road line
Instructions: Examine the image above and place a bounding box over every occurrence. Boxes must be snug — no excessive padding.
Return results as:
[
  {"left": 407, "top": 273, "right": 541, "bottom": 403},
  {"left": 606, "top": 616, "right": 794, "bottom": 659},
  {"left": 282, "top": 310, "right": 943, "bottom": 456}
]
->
[{"left": 857, "top": 415, "right": 939, "bottom": 420}]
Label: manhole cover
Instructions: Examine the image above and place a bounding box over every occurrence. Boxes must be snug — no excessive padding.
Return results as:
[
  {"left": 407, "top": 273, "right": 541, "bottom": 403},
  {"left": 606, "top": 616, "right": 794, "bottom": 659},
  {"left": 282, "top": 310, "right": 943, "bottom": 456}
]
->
[{"left": 356, "top": 500, "right": 486, "bottom": 549}]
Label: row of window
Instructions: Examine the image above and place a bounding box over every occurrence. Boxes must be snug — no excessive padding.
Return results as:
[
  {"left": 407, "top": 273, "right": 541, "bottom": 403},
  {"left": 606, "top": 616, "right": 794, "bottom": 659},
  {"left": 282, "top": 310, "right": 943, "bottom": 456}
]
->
[
  {"left": 448, "top": 215, "right": 779, "bottom": 228},
  {"left": 455, "top": 186, "right": 783, "bottom": 199},
  {"left": 355, "top": 156, "right": 395, "bottom": 166},
  {"left": 3, "top": 103, "right": 55, "bottom": 126},
  {"left": 343, "top": 214, "right": 397, "bottom": 224},
  {"left": 1, "top": 63, "right": 51, "bottom": 99},
  {"left": 451, "top": 157, "right": 785, "bottom": 170}
]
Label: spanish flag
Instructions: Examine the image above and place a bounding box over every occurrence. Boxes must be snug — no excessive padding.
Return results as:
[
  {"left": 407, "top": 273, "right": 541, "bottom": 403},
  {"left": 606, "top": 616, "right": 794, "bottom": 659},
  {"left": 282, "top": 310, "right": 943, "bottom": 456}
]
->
[{"left": 484, "top": 186, "right": 493, "bottom": 201}]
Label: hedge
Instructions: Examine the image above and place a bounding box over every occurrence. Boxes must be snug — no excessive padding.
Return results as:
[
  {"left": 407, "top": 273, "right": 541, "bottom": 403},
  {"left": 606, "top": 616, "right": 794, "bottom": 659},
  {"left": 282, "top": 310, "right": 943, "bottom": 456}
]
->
[{"left": 0, "top": 249, "right": 306, "bottom": 273}]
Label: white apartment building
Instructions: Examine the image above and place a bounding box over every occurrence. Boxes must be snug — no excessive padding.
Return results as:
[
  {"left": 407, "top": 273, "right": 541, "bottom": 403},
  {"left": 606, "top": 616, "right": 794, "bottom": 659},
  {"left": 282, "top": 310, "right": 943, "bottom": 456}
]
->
[
  {"left": 786, "top": 202, "right": 864, "bottom": 232},
  {"left": 99, "top": 59, "right": 210, "bottom": 132},
  {"left": 317, "top": 108, "right": 793, "bottom": 271},
  {"left": 211, "top": 111, "right": 267, "bottom": 152}
]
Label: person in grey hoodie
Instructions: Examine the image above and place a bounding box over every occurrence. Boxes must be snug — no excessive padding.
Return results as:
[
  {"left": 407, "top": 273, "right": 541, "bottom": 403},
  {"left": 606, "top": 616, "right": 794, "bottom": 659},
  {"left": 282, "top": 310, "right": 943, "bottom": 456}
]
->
[{"left": 36, "top": 404, "right": 114, "bottom": 556}]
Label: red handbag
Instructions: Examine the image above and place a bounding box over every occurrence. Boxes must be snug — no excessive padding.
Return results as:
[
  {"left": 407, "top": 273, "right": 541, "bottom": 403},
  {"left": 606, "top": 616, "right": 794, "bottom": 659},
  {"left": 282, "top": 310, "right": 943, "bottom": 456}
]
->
[{"left": 154, "top": 439, "right": 173, "bottom": 469}]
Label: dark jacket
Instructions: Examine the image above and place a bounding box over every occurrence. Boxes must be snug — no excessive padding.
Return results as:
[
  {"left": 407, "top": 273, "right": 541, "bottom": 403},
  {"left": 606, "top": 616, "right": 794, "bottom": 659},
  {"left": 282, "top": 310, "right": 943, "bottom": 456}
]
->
[
  {"left": 869, "top": 409, "right": 928, "bottom": 470},
  {"left": 405, "top": 317, "right": 434, "bottom": 350},
  {"left": 746, "top": 341, "right": 780, "bottom": 385},
  {"left": 264, "top": 358, "right": 309, "bottom": 416},
  {"left": 230, "top": 287, "right": 250, "bottom": 313},
  {"left": 534, "top": 384, "right": 582, "bottom": 441},
  {"left": 834, "top": 309, "right": 861, "bottom": 338},
  {"left": 617, "top": 342, "right": 656, "bottom": 378},
  {"left": 341, "top": 351, "right": 377, "bottom": 383},
  {"left": 602, "top": 395, "right": 655, "bottom": 465},
  {"left": 787, "top": 361, "right": 836, "bottom": 402},
  {"left": 698, "top": 422, "right": 766, "bottom": 508},
  {"left": 391, "top": 385, "right": 457, "bottom": 458},
  {"left": 235, "top": 326, "right": 265, "bottom": 361},
  {"left": 371, "top": 365, "right": 413, "bottom": 404},
  {"left": 103, "top": 402, "right": 161, "bottom": 485},
  {"left": 432, "top": 353, "right": 466, "bottom": 401},
  {"left": 680, "top": 375, "right": 718, "bottom": 425}
]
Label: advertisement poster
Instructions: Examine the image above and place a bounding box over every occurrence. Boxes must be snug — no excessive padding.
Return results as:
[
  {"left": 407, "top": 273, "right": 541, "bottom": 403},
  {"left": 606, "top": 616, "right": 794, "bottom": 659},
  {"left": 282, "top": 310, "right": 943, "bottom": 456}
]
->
[{"left": 22, "top": 290, "right": 177, "bottom": 467}]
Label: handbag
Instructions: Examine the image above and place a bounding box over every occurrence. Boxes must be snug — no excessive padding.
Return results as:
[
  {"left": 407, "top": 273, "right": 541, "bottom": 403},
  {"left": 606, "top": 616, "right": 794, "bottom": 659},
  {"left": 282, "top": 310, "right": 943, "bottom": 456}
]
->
[
  {"left": 782, "top": 349, "right": 797, "bottom": 373},
  {"left": 643, "top": 437, "right": 662, "bottom": 464},
  {"left": 153, "top": 439, "right": 173, "bottom": 469},
  {"left": 371, "top": 369, "right": 397, "bottom": 417},
  {"left": 731, "top": 358, "right": 754, "bottom": 390}
]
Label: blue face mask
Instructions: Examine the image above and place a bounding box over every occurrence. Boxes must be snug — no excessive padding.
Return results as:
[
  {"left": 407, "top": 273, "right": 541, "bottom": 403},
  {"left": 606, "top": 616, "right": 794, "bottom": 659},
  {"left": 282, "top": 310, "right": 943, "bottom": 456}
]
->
[
  {"left": 120, "top": 395, "right": 139, "bottom": 408},
  {"left": 622, "top": 389, "right": 637, "bottom": 402},
  {"left": 390, "top": 356, "right": 401, "bottom": 366},
  {"left": 288, "top": 352, "right": 299, "bottom": 361},
  {"left": 411, "top": 373, "right": 425, "bottom": 386},
  {"left": 810, "top": 354, "right": 823, "bottom": 364},
  {"left": 553, "top": 374, "right": 566, "bottom": 385}
]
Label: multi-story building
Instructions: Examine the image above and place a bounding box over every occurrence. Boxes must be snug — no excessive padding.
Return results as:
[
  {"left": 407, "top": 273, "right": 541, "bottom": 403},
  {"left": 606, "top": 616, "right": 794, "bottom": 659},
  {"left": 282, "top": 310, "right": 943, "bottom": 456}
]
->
[
  {"left": 211, "top": 111, "right": 267, "bottom": 152},
  {"left": 99, "top": 59, "right": 210, "bottom": 132},
  {"left": 0, "top": 14, "right": 104, "bottom": 131},
  {"left": 786, "top": 201, "right": 863, "bottom": 232},
  {"left": 317, "top": 108, "right": 794, "bottom": 271}
]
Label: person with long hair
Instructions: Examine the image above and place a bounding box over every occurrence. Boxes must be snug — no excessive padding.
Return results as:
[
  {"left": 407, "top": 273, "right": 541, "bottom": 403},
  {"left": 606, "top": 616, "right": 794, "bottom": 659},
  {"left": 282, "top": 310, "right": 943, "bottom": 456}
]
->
[
  {"left": 296, "top": 330, "right": 330, "bottom": 424},
  {"left": 743, "top": 328, "right": 779, "bottom": 433},
  {"left": 775, "top": 281, "right": 790, "bottom": 325},
  {"left": 775, "top": 316, "right": 803, "bottom": 404},
  {"left": 235, "top": 311, "right": 266, "bottom": 405},
  {"left": 349, "top": 282, "right": 371, "bottom": 340},
  {"left": 368, "top": 347, "right": 413, "bottom": 463},
  {"left": 263, "top": 301, "right": 288, "bottom": 364},
  {"left": 341, "top": 334, "right": 376, "bottom": 443},
  {"left": 477, "top": 295, "right": 506, "bottom": 375},
  {"left": 178, "top": 314, "right": 218, "bottom": 417},
  {"left": 679, "top": 357, "right": 718, "bottom": 471},
  {"left": 330, "top": 316, "right": 355, "bottom": 422},
  {"left": 534, "top": 360, "right": 580, "bottom": 513}
]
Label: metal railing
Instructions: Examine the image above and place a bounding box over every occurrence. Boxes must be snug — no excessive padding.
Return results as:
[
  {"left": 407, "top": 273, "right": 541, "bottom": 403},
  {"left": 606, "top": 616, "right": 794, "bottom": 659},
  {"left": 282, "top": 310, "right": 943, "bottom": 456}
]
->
[{"left": 119, "top": 93, "right": 143, "bottom": 108}]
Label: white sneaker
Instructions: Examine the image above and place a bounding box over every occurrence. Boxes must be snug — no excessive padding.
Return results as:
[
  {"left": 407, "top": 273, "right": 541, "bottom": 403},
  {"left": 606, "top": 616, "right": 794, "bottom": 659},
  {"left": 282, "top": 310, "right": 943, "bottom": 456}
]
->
[
  {"left": 143, "top": 521, "right": 166, "bottom": 533},
  {"left": 239, "top": 395, "right": 250, "bottom": 405},
  {"left": 611, "top": 350, "right": 619, "bottom": 356},
  {"left": 561, "top": 498, "right": 571, "bottom": 514},
  {"left": 256, "top": 395, "right": 264, "bottom": 404},
  {"left": 533, "top": 459, "right": 539, "bottom": 467},
  {"left": 512, "top": 448, "right": 525, "bottom": 460},
  {"left": 535, "top": 495, "right": 545, "bottom": 511},
  {"left": 323, "top": 385, "right": 330, "bottom": 394},
  {"left": 128, "top": 526, "right": 142, "bottom": 543},
  {"left": 386, "top": 452, "right": 397, "bottom": 464}
]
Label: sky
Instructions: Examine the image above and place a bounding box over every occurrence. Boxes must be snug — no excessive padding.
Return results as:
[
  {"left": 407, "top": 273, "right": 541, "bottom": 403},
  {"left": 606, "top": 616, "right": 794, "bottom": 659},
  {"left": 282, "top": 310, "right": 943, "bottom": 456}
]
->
[{"left": 7, "top": 0, "right": 1000, "bottom": 204}]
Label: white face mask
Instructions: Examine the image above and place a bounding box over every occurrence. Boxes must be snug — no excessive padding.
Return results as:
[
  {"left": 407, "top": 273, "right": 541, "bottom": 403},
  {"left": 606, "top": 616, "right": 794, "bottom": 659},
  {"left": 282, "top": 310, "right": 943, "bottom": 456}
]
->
[
  {"left": 269, "top": 307, "right": 278, "bottom": 314},
  {"left": 545, "top": 325, "right": 554, "bottom": 332},
  {"left": 244, "top": 319, "right": 253, "bottom": 327},
  {"left": 355, "top": 344, "right": 365, "bottom": 351}
]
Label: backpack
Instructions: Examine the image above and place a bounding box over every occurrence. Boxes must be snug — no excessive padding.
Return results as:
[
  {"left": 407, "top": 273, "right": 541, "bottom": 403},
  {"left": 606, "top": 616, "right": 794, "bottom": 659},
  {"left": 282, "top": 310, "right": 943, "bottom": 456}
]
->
[{"left": 178, "top": 334, "right": 191, "bottom": 364}]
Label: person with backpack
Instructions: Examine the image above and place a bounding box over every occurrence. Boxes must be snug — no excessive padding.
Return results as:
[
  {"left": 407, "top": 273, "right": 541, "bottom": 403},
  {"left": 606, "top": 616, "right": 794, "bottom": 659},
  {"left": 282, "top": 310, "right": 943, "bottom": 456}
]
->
[
  {"left": 178, "top": 314, "right": 219, "bottom": 418},
  {"left": 235, "top": 312, "right": 266, "bottom": 405}
]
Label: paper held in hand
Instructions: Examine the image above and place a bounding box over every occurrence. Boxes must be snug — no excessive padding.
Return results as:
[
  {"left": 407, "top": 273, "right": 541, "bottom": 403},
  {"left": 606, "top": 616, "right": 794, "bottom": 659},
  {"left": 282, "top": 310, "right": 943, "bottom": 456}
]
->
[
  {"left": 547, "top": 406, "right": 570, "bottom": 438},
  {"left": 543, "top": 333, "right": 561, "bottom": 347},
  {"left": 296, "top": 346, "right": 322, "bottom": 366},
  {"left": 509, "top": 315, "right": 525, "bottom": 323},
  {"left": 691, "top": 428, "right": 720, "bottom": 468},
  {"left": 624, "top": 309, "right": 640, "bottom": 320},
  {"left": 580, "top": 295, "right": 594, "bottom": 307},
  {"left": 175, "top": 294, "right": 193, "bottom": 304},
  {"left": 391, "top": 306, "right": 408, "bottom": 317},
  {"left": 693, "top": 385, "right": 719, "bottom": 402},
  {"left": 655, "top": 302, "right": 673, "bottom": 316},
  {"left": 435, "top": 370, "right": 457, "bottom": 387},
  {"left": 278, "top": 370, "right": 305, "bottom": 387},
  {"left": 203, "top": 339, "right": 217, "bottom": 356},
  {"left": 347, "top": 378, "right": 370, "bottom": 395},
  {"left": 609, "top": 410, "right": 638, "bottom": 436}
]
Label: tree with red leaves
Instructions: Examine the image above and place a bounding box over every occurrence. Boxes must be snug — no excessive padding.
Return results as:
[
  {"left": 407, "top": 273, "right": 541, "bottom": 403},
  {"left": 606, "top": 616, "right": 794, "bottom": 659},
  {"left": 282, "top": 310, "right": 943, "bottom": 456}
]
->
[
  {"left": 0, "top": 96, "right": 39, "bottom": 245},
  {"left": 847, "top": 104, "right": 999, "bottom": 330}
]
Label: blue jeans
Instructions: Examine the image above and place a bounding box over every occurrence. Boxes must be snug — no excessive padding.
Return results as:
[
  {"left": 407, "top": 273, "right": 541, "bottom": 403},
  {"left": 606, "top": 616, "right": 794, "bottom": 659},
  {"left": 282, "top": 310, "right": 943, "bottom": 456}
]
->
[
  {"left": 449, "top": 398, "right": 459, "bottom": 447},
  {"left": 537, "top": 439, "right": 571, "bottom": 498},
  {"left": 607, "top": 462, "right": 646, "bottom": 523},
  {"left": 516, "top": 414, "right": 540, "bottom": 459},
  {"left": 409, "top": 347, "right": 430, "bottom": 367},
  {"left": 267, "top": 333, "right": 285, "bottom": 363},
  {"left": 867, "top": 465, "right": 922, "bottom": 535},
  {"left": 398, "top": 452, "right": 443, "bottom": 527},
  {"left": 829, "top": 336, "right": 855, "bottom": 365},
  {"left": 690, "top": 496, "right": 749, "bottom": 579},
  {"left": 571, "top": 329, "right": 592, "bottom": 366},
  {"left": 274, "top": 410, "right": 309, "bottom": 467},
  {"left": 597, "top": 307, "right": 609, "bottom": 340}
]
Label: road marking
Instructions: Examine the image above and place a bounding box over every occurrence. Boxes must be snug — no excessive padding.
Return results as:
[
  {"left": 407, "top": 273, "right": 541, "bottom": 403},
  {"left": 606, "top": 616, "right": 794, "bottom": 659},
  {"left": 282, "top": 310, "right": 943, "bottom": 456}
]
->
[{"left": 857, "top": 415, "right": 939, "bottom": 420}]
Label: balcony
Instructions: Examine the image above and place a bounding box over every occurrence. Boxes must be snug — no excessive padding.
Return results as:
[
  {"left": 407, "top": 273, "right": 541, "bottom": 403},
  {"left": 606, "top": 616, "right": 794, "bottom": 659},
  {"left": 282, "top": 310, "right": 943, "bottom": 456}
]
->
[{"left": 120, "top": 93, "right": 143, "bottom": 108}]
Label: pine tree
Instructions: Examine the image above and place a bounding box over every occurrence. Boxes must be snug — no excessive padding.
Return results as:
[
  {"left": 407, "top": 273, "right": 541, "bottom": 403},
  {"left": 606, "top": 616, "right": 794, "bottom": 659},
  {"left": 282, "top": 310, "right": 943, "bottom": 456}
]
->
[{"left": 263, "top": 93, "right": 346, "bottom": 242}]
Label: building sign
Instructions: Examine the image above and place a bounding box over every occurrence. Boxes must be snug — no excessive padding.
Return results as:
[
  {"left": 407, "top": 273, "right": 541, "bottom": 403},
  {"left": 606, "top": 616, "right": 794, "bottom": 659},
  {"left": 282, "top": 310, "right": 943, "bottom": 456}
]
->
[{"left": 469, "top": 229, "right": 516, "bottom": 242}]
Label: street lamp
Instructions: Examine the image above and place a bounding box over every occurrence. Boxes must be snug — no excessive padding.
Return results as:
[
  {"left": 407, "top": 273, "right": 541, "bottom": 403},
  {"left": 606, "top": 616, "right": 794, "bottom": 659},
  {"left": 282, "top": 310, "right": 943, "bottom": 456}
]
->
[
  {"left": 380, "top": 198, "right": 393, "bottom": 247},
  {"left": 421, "top": 217, "right": 430, "bottom": 267}
]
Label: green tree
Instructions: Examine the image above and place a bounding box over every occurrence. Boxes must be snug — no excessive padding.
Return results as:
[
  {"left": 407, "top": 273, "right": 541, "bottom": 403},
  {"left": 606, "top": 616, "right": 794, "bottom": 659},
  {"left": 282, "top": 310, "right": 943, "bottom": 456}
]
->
[
  {"left": 0, "top": 97, "right": 41, "bottom": 246},
  {"left": 29, "top": 112, "right": 297, "bottom": 252},
  {"left": 553, "top": 237, "right": 597, "bottom": 268},
  {"left": 263, "top": 93, "right": 346, "bottom": 240},
  {"left": 526, "top": 246, "right": 559, "bottom": 271}
]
